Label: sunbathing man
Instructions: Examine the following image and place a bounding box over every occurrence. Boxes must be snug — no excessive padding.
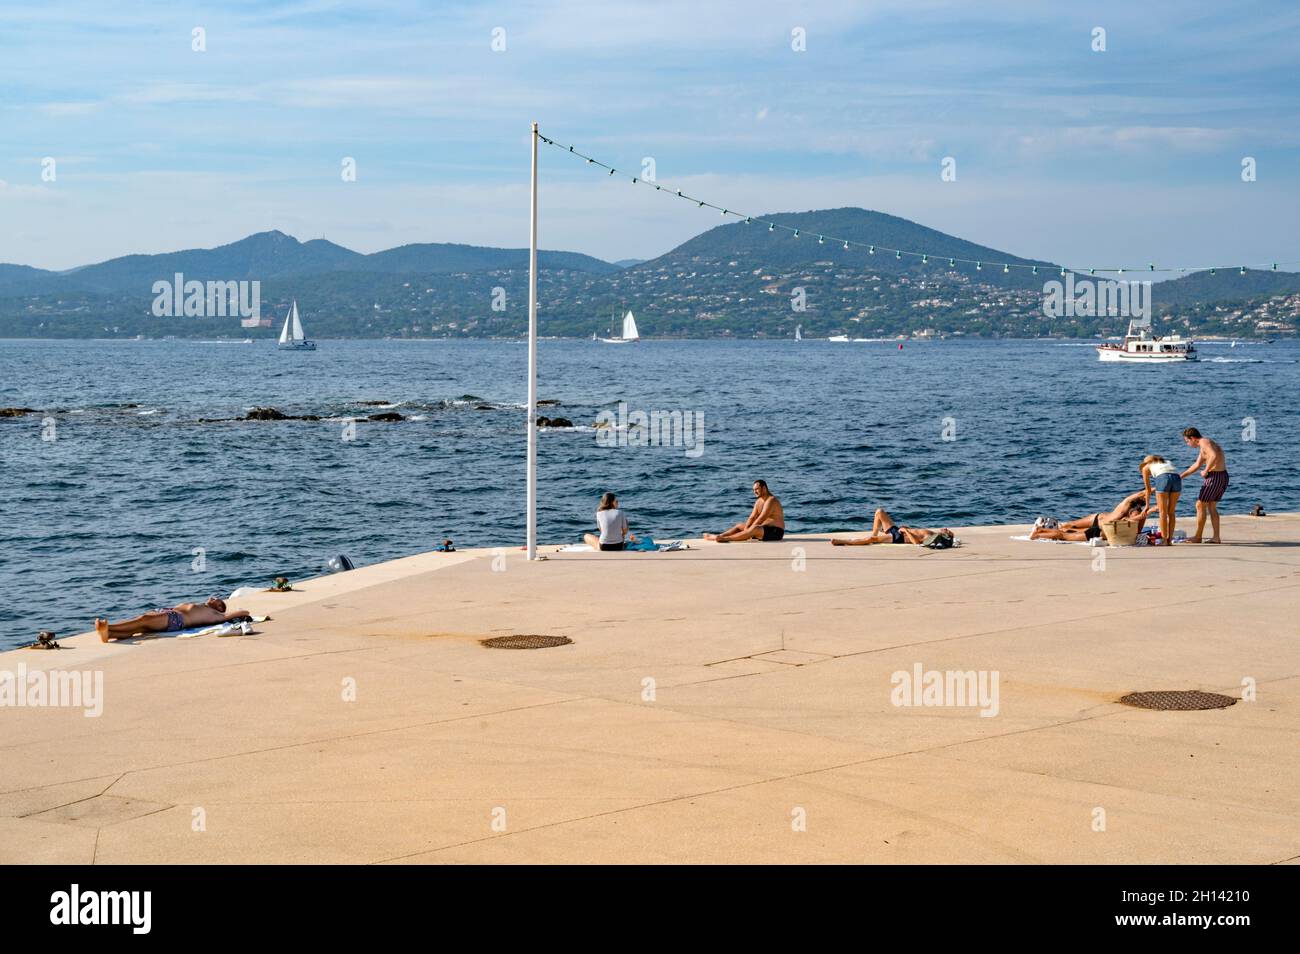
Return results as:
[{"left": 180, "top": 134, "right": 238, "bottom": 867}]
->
[
  {"left": 704, "top": 479, "right": 785, "bottom": 542},
  {"left": 95, "top": 596, "right": 249, "bottom": 642},
  {"left": 831, "top": 507, "right": 942, "bottom": 546},
  {"left": 1030, "top": 491, "right": 1151, "bottom": 542}
]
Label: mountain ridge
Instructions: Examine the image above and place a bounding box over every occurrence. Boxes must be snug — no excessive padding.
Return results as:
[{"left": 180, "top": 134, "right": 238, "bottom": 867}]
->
[{"left": 3, "top": 211, "right": 1297, "bottom": 339}]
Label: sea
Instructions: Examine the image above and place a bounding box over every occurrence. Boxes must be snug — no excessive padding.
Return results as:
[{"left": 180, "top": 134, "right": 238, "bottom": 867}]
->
[{"left": 2, "top": 336, "right": 1297, "bottom": 648}]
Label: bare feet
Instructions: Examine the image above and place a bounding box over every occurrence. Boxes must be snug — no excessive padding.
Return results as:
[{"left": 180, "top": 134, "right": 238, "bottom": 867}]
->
[
  {"left": 831, "top": 538, "right": 845, "bottom": 546},
  {"left": 1185, "top": 537, "right": 1202, "bottom": 544},
  {"left": 95, "top": 618, "right": 110, "bottom": 642},
  {"left": 702, "top": 533, "right": 718, "bottom": 541},
  {"left": 1207, "top": 538, "right": 1222, "bottom": 544}
]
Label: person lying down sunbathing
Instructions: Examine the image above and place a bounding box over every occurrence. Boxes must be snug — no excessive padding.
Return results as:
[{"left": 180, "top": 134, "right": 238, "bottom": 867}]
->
[
  {"left": 95, "top": 596, "right": 249, "bottom": 642},
  {"left": 1030, "top": 491, "right": 1150, "bottom": 542},
  {"left": 831, "top": 507, "right": 948, "bottom": 546}
]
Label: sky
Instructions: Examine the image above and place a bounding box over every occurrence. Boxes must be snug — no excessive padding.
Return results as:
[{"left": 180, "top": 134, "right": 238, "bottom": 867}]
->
[{"left": 1, "top": 0, "right": 1298, "bottom": 272}]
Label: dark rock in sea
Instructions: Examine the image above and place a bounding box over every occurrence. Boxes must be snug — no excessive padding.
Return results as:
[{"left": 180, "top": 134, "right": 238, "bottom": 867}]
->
[
  {"left": 355, "top": 400, "right": 391, "bottom": 406},
  {"left": 537, "top": 416, "right": 573, "bottom": 428},
  {"left": 245, "top": 407, "right": 290, "bottom": 420},
  {"left": 0, "top": 407, "right": 37, "bottom": 417},
  {"left": 475, "top": 404, "right": 495, "bottom": 411},
  {"left": 367, "top": 412, "right": 405, "bottom": 422},
  {"left": 537, "top": 399, "right": 561, "bottom": 407}
]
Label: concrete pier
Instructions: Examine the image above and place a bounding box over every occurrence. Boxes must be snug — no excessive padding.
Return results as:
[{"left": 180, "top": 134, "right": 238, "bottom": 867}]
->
[{"left": 2, "top": 515, "right": 1297, "bottom": 864}]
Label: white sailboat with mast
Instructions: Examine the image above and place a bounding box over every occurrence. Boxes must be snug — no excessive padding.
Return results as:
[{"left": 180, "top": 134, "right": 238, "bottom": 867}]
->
[
  {"left": 600, "top": 309, "right": 640, "bottom": 344},
  {"left": 277, "top": 300, "right": 316, "bottom": 351}
]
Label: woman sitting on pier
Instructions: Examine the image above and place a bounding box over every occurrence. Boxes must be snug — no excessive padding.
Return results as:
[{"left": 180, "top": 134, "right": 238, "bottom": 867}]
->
[{"left": 584, "top": 492, "right": 636, "bottom": 552}]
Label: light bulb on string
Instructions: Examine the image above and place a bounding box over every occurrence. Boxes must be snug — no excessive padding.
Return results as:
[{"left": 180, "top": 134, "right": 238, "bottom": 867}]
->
[
  {"left": 793, "top": 230, "right": 800, "bottom": 238},
  {"left": 869, "top": 245, "right": 875, "bottom": 254},
  {"left": 949, "top": 258, "right": 955, "bottom": 267},
  {"left": 843, "top": 241, "right": 849, "bottom": 250},
  {"left": 1031, "top": 266, "right": 1037, "bottom": 275},
  {"left": 818, "top": 235, "right": 824, "bottom": 244},
  {"left": 976, "top": 262, "right": 982, "bottom": 270},
  {"left": 922, "top": 255, "right": 928, "bottom": 264},
  {"left": 608, "top": 168, "right": 615, "bottom": 176},
  {"left": 1239, "top": 266, "right": 1246, "bottom": 275},
  {"left": 1003, "top": 264, "right": 1009, "bottom": 274},
  {"left": 895, "top": 250, "right": 901, "bottom": 260}
]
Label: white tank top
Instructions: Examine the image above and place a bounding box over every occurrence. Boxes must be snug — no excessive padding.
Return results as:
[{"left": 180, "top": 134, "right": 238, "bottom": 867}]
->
[{"left": 1147, "top": 461, "right": 1177, "bottom": 478}]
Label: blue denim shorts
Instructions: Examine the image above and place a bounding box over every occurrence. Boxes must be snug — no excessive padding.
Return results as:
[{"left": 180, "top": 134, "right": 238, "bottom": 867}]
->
[{"left": 1152, "top": 472, "right": 1182, "bottom": 494}]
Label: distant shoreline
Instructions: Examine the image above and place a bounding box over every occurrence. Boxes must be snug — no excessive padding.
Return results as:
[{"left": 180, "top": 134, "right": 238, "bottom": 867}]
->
[{"left": 1, "top": 334, "right": 1293, "bottom": 344}]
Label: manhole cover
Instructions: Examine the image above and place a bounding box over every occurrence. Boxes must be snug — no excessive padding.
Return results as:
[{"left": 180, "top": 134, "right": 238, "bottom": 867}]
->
[
  {"left": 480, "top": 634, "right": 572, "bottom": 650},
  {"left": 1119, "top": 690, "right": 1237, "bottom": 711}
]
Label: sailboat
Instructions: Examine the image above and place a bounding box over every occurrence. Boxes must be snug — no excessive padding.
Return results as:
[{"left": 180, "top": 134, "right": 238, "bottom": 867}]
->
[
  {"left": 794, "top": 324, "right": 802, "bottom": 342},
  {"left": 600, "top": 310, "right": 640, "bottom": 344},
  {"left": 277, "top": 300, "right": 316, "bottom": 351}
]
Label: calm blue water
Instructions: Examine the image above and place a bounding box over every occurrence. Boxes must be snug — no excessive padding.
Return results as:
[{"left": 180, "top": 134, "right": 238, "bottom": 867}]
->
[{"left": 1, "top": 337, "right": 1296, "bottom": 648}]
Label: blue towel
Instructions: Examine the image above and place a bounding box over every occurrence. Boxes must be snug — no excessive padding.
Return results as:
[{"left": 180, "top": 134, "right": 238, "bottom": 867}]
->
[{"left": 625, "top": 535, "right": 657, "bottom": 551}]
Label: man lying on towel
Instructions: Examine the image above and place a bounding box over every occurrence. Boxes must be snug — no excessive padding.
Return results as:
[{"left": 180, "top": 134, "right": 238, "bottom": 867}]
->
[
  {"left": 831, "top": 507, "right": 945, "bottom": 546},
  {"left": 96, "top": 596, "right": 249, "bottom": 642},
  {"left": 704, "top": 479, "right": 785, "bottom": 542}
]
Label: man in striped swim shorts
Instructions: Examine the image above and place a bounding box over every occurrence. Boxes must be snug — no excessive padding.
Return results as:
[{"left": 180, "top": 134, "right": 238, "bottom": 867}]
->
[{"left": 1181, "top": 427, "right": 1229, "bottom": 544}]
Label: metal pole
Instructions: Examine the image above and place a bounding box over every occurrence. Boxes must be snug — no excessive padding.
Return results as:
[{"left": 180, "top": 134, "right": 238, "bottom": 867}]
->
[{"left": 526, "top": 122, "right": 539, "bottom": 560}]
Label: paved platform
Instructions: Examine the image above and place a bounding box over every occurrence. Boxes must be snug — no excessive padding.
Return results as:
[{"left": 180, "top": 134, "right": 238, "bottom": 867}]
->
[{"left": 2, "top": 515, "right": 1298, "bottom": 864}]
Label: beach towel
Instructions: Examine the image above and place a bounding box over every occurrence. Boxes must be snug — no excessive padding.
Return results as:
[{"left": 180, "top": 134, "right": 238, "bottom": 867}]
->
[
  {"left": 1011, "top": 534, "right": 1100, "bottom": 547},
  {"left": 165, "top": 615, "right": 269, "bottom": 639},
  {"left": 1011, "top": 534, "right": 1183, "bottom": 547},
  {"left": 625, "top": 536, "right": 657, "bottom": 551}
]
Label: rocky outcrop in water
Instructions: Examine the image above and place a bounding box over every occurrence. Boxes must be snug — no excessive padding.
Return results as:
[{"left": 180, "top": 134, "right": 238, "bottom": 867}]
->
[
  {"left": 367, "top": 412, "right": 404, "bottom": 422},
  {"left": 239, "top": 407, "right": 321, "bottom": 421},
  {"left": 0, "top": 407, "right": 37, "bottom": 417},
  {"left": 536, "top": 416, "right": 574, "bottom": 428}
]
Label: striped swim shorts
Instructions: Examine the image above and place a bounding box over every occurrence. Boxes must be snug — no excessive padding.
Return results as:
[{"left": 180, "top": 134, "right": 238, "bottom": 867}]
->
[{"left": 1198, "top": 471, "right": 1229, "bottom": 503}]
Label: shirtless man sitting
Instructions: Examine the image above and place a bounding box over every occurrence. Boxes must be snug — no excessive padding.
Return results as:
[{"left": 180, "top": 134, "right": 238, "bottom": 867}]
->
[
  {"left": 831, "top": 507, "right": 943, "bottom": 546},
  {"left": 1181, "top": 427, "right": 1229, "bottom": 543},
  {"left": 95, "top": 596, "right": 249, "bottom": 642},
  {"left": 704, "top": 479, "right": 785, "bottom": 542},
  {"left": 1030, "top": 491, "right": 1150, "bottom": 542}
]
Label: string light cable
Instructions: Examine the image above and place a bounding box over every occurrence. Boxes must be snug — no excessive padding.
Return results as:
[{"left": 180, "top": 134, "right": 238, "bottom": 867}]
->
[{"left": 537, "top": 132, "right": 1297, "bottom": 277}]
